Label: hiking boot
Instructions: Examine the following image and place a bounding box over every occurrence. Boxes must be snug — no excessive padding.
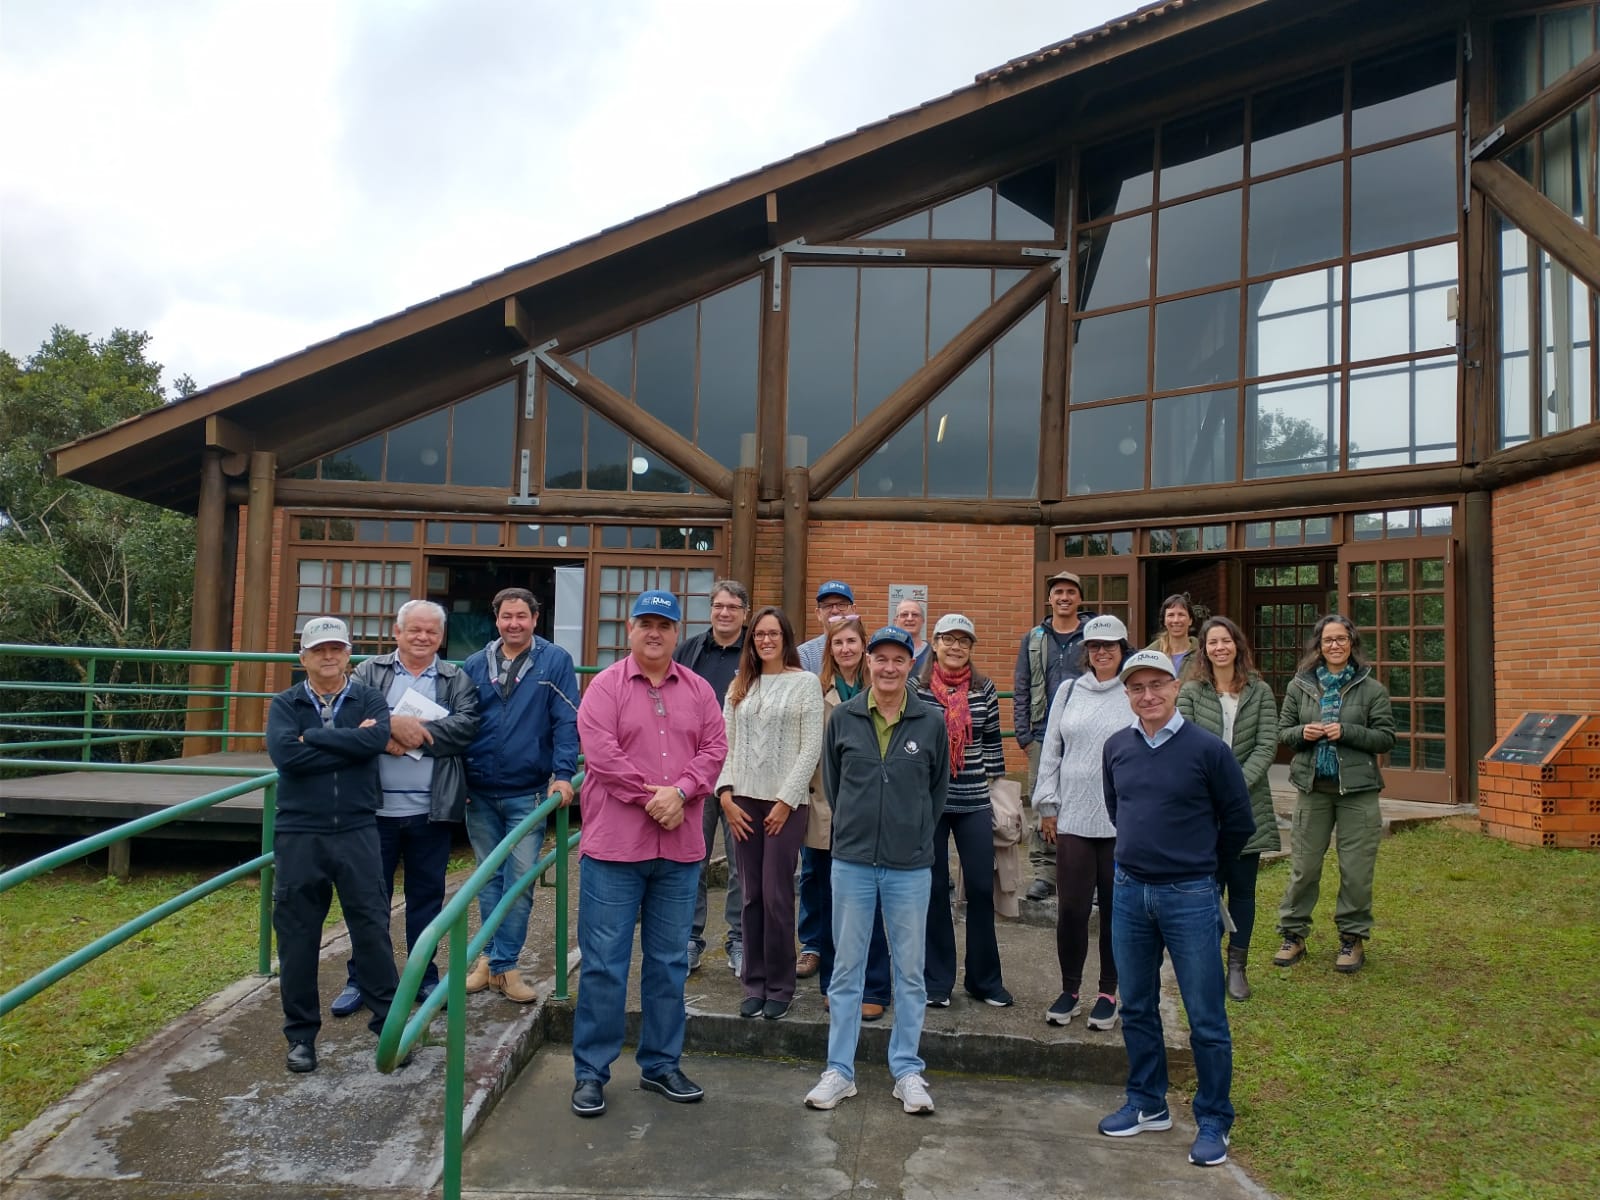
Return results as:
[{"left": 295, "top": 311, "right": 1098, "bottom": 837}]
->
[
  {"left": 465, "top": 955, "right": 493, "bottom": 993},
  {"left": 1273, "top": 934, "right": 1306, "bottom": 967},
  {"left": 490, "top": 970, "right": 538, "bottom": 1003},
  {"left": 893, "top": 1072, "right": 935, "bottom": 1114},
  {"left": 1226, "top": 945, "right": 1251, "bottom": 1000},
  {"left": 804, "top": 1068, "right": 856, "bottom": 1110},
  {"left": 1335, "top": 935, "right": 1365, "bottom": 973},
  {"left": 1045, "top": 992, "right": 1079, "bottom": 1025},
  {"left": 1086, "top": 993, "right": 1119, "bottom": 1030}
]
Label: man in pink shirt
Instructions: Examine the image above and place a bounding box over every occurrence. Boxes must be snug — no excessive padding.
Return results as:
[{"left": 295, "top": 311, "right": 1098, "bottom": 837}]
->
[{"left": 570, "top": 589, "right": 728, "bottom": 1119}]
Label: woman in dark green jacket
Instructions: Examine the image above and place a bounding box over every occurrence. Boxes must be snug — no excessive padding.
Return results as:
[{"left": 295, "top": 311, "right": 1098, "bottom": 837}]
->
[
  {"left": 1176, "top": 616, "right": 1278, "bottom": 1001},
  {"left": 1273, "top": 614, "right": 1395, "bottom": 975}
]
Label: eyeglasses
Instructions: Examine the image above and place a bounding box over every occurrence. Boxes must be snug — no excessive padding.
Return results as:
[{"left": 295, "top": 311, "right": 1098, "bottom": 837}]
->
[
  {"left": 1125, "top": 681, "right": 1175, "bottom": 696},
  {"left": 711, "top": 602, "right": 746, "bottom": 613},
  {"left": 1320, "top": 636, "right": 1352, "bottom": 647},
  {"left": 646, "top": 686, "right": 666, "bottom": 717},
  {"left": 751, "top": 630, "right": 784, "bottom": 642},
  {"left": 1086, "top": 643, "right": 1119, "bottom": 653}
]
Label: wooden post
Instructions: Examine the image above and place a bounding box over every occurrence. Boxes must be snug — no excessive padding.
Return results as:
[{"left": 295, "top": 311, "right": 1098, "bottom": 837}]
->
[
  {"left": 782, "top": 466, "right": 809, "bottom": 629},
  {"left": 1461, "top": 15, "right": 1498, "bottom": 464},
  {"left": 729, "top": 466, "right": 759, "bottom": 594},
  {"left": 757, "top": 258, "right": 789, "bottom": 501},
  {"left": 236, "top": 451, "right": 277, "bottom": 749},
  {"left": 185, "top": 448, "right": 228, "bottom": 755},
  {"left": 1039, "top": 295, "right": 1068, "bottom": 501},
  {"left": 1462, "top": 491, "right": 1495, "bottom": 805},
  {"left": 1472, "top": 160, "right": 1600, "bottom": 296}
]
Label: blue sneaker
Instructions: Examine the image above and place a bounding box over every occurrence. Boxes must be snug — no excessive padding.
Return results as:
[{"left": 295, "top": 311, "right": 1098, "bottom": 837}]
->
[
  {"left": 330, "top": 984, "right": 363, "bottom": 1018},
  {"left": 1097, "top": 1101, "right": 1173, "bottom": 1137},
  {"left": 1189, "top": 1122, "right": 1231, "bottom": 1166}
]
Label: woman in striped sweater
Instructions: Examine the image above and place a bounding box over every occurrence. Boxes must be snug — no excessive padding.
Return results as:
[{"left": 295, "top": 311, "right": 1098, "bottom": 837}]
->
[{"left": 914, "top": 613, "right": 1011, "bottom": 1008}]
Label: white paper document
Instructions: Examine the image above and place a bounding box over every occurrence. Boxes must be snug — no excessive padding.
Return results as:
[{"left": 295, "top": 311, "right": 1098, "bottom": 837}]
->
[{"left": 391, "top": 688, "right": 447, "bottom": 759}]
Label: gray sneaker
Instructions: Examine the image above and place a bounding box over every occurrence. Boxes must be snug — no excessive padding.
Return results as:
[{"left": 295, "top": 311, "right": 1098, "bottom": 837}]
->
[
  {"left": 687, "top": 943, "right": 703, "bottom": 973},
  {"left": 727, "top": 944, "right": 744, "bottom": 977}
]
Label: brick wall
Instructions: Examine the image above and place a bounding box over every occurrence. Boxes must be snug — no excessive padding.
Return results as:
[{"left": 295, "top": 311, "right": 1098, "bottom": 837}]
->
[{"left": 1491, "top": 458, "right": 1600, "bottom": 735}]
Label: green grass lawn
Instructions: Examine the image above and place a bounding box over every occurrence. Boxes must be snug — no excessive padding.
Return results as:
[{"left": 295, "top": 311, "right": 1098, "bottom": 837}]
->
[{"left": 1230, "top": 820, "right": 1600, "bottom": 1200}]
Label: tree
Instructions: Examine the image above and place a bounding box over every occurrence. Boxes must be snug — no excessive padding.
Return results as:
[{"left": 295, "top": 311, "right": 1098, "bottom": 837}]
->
[{"left": 0, "top": 327, "right": 197, "bottom": 760}]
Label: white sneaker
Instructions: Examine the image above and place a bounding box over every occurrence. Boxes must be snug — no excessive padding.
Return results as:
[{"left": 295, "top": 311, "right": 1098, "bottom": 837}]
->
[
  {"left": 804, "top": 1068, "right": 857, "bottom": 1110},
  {"left": 892, "top": 1072, "right": 935, "bottom": 1114}
]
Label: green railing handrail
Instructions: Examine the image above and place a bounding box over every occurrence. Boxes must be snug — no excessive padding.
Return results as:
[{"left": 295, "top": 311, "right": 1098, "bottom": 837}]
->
[
  {"left": 0, "top": 643, "right": 306, "bottom": 666},
  {"left": 376, "top": 774, "right": 582, "bottom": 1200},
  {"left": 0, "top": 766, "right": 279, "bottom": 1018}
]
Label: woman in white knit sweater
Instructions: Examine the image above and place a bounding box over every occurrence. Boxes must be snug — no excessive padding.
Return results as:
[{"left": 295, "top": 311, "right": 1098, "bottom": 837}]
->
[
  {"left": 715, "top": 606, "right": 824, "bottom": 1020},
  {"left": 1032, "top": 614, "right": 1134, "bottom": 1032}
]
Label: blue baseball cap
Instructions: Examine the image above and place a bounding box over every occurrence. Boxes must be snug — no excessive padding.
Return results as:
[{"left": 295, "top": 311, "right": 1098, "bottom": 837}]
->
[
  {"left": 630, "top": 589, "right": 683, "bottom": 622},
  {"left": 866, "top": 625, "right": 915, "bottom": 655},
  {"left": 816, "top": 580, "right": 854, "bottom": 604}
]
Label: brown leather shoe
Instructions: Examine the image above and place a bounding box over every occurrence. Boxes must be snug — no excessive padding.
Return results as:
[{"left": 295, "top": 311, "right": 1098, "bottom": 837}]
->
[
  {"left": 861, "top": 1003, "right": 885, "bottom": 1022},
  {"left": 795, "top": 952, "right": 821, "bottom": 979},
  {"left": 491, "top": 970, "right": 539, "bottom": 1003},
  {"left": 465, "top": 955, "right": 493, "bottom": 993}
]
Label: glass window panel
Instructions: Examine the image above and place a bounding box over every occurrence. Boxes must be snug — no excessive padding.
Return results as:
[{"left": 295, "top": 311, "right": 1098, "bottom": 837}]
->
[
  {"left": 1068, "top": 400, "right": 1146, "bottom": 494},
  {"left": 515, "top": 524, "right": 540, "bottom": 548},
  {"left": 1351, "top": 135, "right": 1458, "bottom": 255},
  {"left": 1352, "top": 41, "right": 1456, "bottom": 147},
  {"left": 1542, "top": 8, "right": 1594, "bottom": 86},
  {"left": 697, "top": 277, "right": 759, "bottom": 469},
  {"left": 1305, "top": 517, "right": 1332, "bottom": 544},
  {"left": 1352, "top": 562, "right": 1378, "bottom": 587},
  {"left": 1388, "top": 666, "right": 1412, "bottom": 697},
  {"left": 1420, "top": 665, "right": 1446, "bottom": 697},
  {"left": 286, "top": 461, "right": 317, "bottom": 480},
  {"left": 630, "top": 527, "right": 657, "bottom": 549},
  {"left": 1156, "top": 191, "right": 1241, "bottom": 295},
  {"left": 862, "top": 210, "right": 929, "bottom": 239},
  {"left": 859, "top": 418, "right": 924, "bottom": 498},
  {"left": 1386, "top": 510, "right": 1415, "bottom": 535},
  {"left": 635, "top": 304, "right": 696, "bottom": 438},
  {"left": 931, "top": 188, "right": 992, "bottom": 239},
  {"left": 1071, "top": 308, "right": 1148, "bottom": 404},
  {"left": 1494, "top": 16, "right": 1538, "bottom": 122},
  {"left": 1539, "top": 254, "right": 1594, "bottom": 436},
  {"left": 857, "top": 268, "right": 929, "bottom": 412},
  {"left": 1349, "top": 362, "right": 1457, "bottom": 470},
  {"left": 1419, "top": 506, "right": 1453, "bottom": 534},
  {"left": 1276, "top": 565, "right": 1297, "bottom": 585},
  {"left": 632, "top": 450, "right": 690, "bottom": 495},
  {"left": 1418, "top": 594, "right": 1445, "bottom": 625},
  {"left": 1110, "top": 531, "right": 1134, "bottom": 555},
  {"left": 1352, "top": 595, "right": 1378, "bottom": 626},
  {"left": 474, "top": 524, "right": 502, "bottom": 546},
  {"left": 1152, "top": 389, "right": 1237, "bottom": 487},
  {"left": 1383, "top": 631, "right": 1411, "bottom": 660},
  {"left": 322, "top": 435, "right": 383, "bottom": 482},
  {"left": 1419, "top": 702, "right": 1447, "bottom": 734},
  {"left": 1419, "top": 629, "right": 1446, "bottom": 661},
  {"left": 1202, "top": 526, "right": 1228, "bottom": 550},
  {"left": 930, "top": 268, "right": 995, "bottom": 348},
  {"left": 1247, "top": 372, "right": 1339, "bottom": 477},
  {"left": 1249, "top": 268, "right": 1342, "bottom": 378},
  {"left": 1155, "top": 289, "right": 1240, "bottom": 391},
  {"left": 298, "top": 519, "right": 326, "bottom": 541},
  {"left": 1419, "top": 739, "right": 1447, "bottom": 771},
  {"left": 386, "top": 408, "right": 449, "bottom": 485},
  {"left": 1248, "top": 163, "right": 1344, "bottom": 275},
  {"left": 926, "top": 359, "right": 989, "bottom": 499},
  {"left": 1252, "top": 73, "right": 1344, "bottom": 175},
  {"left": 996, "top": 162, "right": 1057, "bottom": 239},
  {"left": 1501, "top": 352, "right": 1531, "bottom": 446},
  {"left": 586, "top": 412, "right": 630, "bottom": 492},
  {"left": 1383, "top": 560, "right": 1409, "bottom": 588},
  {"left": 627, "top": 567, "right": 648, "bottom": 591},
  {"left": 1383, "top": 595, "right": 1411, "bottom": 625},
  {"left": 1392, "top": 702, "right": 1412, "bottom": 733},
  {"left": 298, "top": 561, "right": 325, "bottom": 584},
  {"left": 296, "top": 585, "right": 322, "bottom": 611},
  {"left": 1350, "top": 249, "right": 1459, "bottom": 361},
  {"left": 1080, "top": 134, "right": 1155, "bottom": 221},
  {"left": 1389, "top": 740, "right": 1412, "bottom": 768},
  {"left": 991, "top": 302, "right": 1045, "bottom": 499},
  {"left": 355, "top": 519, "right": 384, "bottom": 542},
  {"left": 786, "top": 267, "right": 858, "bottom": 464},
  {"left": 1077, "top": 215, "right": 1151, "bottom": 311},
  {"left": 587, "top": 333, "right": 634, "bottom": 396},
  {"left": 1418, "top": 557, "right": 1444, "bottom": 587},
  {"left": 1160, "top": 104, "right": 1244, "bottom": 199},
  {"left": 1297, "top": 564, "right": 1319, "bottom": 585},
  {"left": 449, "top": 380, "right": 515, "bottom": 487}
]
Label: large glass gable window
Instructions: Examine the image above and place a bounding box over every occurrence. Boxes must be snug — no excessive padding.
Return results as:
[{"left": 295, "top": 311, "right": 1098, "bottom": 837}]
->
[
  {"left": 1067, "top": 39, "right": 1461, "bottom": 495},
  {"left": 304, "top": 379, "right": 517, "bottom": 486},
  {"left": 860, "top": 163, "right": 1056, "bottom": 241}
]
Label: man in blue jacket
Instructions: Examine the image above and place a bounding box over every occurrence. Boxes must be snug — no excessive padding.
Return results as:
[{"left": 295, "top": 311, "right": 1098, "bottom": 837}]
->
[
  {"left": 1097, "top": 649, "right": 1254, "bottom": 1169},
  {"left": 462, "top": 587, "right": 581, "bottom": 1003},
  {"left": 265, "top": 616, "right": 398, "bottom": 1075}
]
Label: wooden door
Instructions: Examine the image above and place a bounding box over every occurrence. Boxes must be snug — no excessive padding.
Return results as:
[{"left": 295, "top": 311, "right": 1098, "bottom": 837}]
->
[
  {"left": 1246, "top": 560, "right": 1337, "bottom": 712},
  {"left": 1037, "top": 557, "right": 1137, "bottom": 637},
  {"left": 1338, "top": 537, "right": 1455, "bottom": 803}
]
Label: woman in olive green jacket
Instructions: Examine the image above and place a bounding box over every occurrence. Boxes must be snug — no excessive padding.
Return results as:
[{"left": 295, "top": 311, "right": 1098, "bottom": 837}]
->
[
  {"left": 1177, "top": 616, "right": 1278, "bottom": 1000},
  {"left": 1274, "top": 614, "right": 1395, "bottom": 976},
  {"left": 1146, "top": 593, "right": 1200, "bottom": 678}
]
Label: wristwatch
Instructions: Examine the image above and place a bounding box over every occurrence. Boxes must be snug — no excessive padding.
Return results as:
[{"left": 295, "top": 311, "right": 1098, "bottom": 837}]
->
[{"left": 676, "top": 787, "right": 689, "bottom": 802}]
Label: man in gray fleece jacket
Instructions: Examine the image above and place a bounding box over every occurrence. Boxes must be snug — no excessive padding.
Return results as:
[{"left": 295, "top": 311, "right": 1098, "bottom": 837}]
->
[{"left": 805, "top": 626, "right": 949, "bottom": 1117}]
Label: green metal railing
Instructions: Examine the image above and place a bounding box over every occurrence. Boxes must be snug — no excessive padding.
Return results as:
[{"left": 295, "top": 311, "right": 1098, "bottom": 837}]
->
[{"left": 0, "top": 762, "right": 280, "bottom": 1017}]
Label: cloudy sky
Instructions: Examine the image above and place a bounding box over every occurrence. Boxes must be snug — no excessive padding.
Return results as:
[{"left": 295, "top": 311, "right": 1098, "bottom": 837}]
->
[{"left": 1, "top": 0, "right": 1134, "bottom": 390}]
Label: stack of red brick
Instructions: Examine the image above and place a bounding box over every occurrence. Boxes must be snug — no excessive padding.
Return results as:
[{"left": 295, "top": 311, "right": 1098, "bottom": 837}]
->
[{"left": 1478, "top": 716, "right": 1600, "bottom": 849}]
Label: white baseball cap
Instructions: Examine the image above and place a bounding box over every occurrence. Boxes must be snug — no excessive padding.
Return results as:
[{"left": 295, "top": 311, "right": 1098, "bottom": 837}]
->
[
  {"left": 1119, "top": 649, "right": 1176, "bottom": 681},
  {"left": 1081, "top": 615, "right": 1129, "bottom": 644},
  {"left": 933, "top": 613, "right": 976, "bottom": 641},
  {"left": 300, "top": 616, "right": 352, "bottom": 651}
]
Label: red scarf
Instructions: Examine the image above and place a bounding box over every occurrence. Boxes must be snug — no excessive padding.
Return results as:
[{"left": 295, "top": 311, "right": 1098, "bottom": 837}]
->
[{"left": 929, "top": 662, "right": 972, "bottom": 778}]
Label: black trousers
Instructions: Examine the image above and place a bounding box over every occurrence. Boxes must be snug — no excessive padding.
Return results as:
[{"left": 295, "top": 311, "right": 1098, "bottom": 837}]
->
[
  {"left": 925, "top": 807, "right": 1004, "bottom": 1000},
  {"left": 343, "top": 812, "right": 453, "bottom": 990},
  {"left": 273, "top": 826, "right": 398, "bottom": 1044}
]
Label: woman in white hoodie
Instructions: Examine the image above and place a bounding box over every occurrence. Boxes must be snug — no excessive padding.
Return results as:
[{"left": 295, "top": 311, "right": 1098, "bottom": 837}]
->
[{"left": 1032, "top": 614, "right": 1133, "bottom": 1032}]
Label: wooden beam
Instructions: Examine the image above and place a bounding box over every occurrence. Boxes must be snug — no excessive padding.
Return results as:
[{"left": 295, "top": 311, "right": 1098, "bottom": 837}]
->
[
  {"left": 236, "top": 451, "right": 277, "bottom": 749},
  {"left": 729, "top": 466, "right": 759, "bottom": 594},
  {"left": 542, "top": 350, "right": 733, "bottom": 498},
  {"left": 808, "top": 264, "right": 1055, "bottom": 499},
  {"left": 505, "top": 296, "right": 536, "bottom": 347},
  {"left": 765, "top": 191, "right": 780, "bottom": 247},
  {"left": 266, "top": 476, "right": 730, "bottom": 520},
  {"left": 204, "top": 415, "right": 254, "bottom": 456},
  {"left": 1473, "top": 159, "right": 1600, "bottom": 296},
  {"left": 1469, "top": 416, "right": 1600, "bottom": 490},
  {"left": 782, "top": 466, "right": 809, "bottom": 628},
  {"left": 1478, "top": 48, "right": 1600, "bottom": 162},
  {"left": 757, "top": 257, "right": 788, "bottom": 500},
  {"left": 1462, "top": 491, "right": 1494, "bottom": 805},
  {"left": 184, "top": 449, "right": 228, "bottom": 754}
]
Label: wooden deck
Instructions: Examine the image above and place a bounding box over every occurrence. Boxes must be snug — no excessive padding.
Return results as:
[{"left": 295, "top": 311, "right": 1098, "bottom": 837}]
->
[{"left": 1, "top": 752, "right": 274, "bottom": 841}]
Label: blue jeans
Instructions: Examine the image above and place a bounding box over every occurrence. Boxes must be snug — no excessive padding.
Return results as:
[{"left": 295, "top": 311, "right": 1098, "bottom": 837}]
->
[
  {"left": 810, "top": 847, "right": 892, "bottom": 1005},
  {"left": 796, "top": 846, "right": 825, "bottom": 955},
  {"left": 573, "top": 856, "right": 698, "bottom": 1085},
  {"left": 827, "top": 859, "right": 931, "bottom": 1082},
  {"left": 464, "top": 792, "right": 546, "bottom": 976},
  {"left": 1111, "top": 866, "right": 1234, "bottom": 1131}
]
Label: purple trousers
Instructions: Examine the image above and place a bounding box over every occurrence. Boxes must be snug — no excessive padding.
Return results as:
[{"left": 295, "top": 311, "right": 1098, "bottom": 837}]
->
[{"left": 732, "top": 796, "right": 809, "bottom": 1003}]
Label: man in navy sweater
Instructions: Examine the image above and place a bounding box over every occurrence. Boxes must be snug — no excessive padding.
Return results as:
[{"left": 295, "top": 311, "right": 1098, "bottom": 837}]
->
[{"left": 1097, "top": 649, "right": 1254, "bottom": 1169}]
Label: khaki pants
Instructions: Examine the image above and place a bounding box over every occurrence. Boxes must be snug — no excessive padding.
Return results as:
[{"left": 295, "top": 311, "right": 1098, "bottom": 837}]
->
[{"left": 1277, "top": 787, "right": 1382, "bottom": 940}]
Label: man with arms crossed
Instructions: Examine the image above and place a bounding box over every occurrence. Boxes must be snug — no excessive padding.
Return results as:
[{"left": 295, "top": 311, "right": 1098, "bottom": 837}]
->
[
  {"left": 570, "top": 589, "right": 728, "bottom": 1118},
  {"left": 1097, "top": 649, "right": 1254, "bottom": 1168}
]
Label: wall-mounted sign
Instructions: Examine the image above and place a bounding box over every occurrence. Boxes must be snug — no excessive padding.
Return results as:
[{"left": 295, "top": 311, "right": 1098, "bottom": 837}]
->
[{"left": 887, "top": 583, "right": 928, "bottom": 624}]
